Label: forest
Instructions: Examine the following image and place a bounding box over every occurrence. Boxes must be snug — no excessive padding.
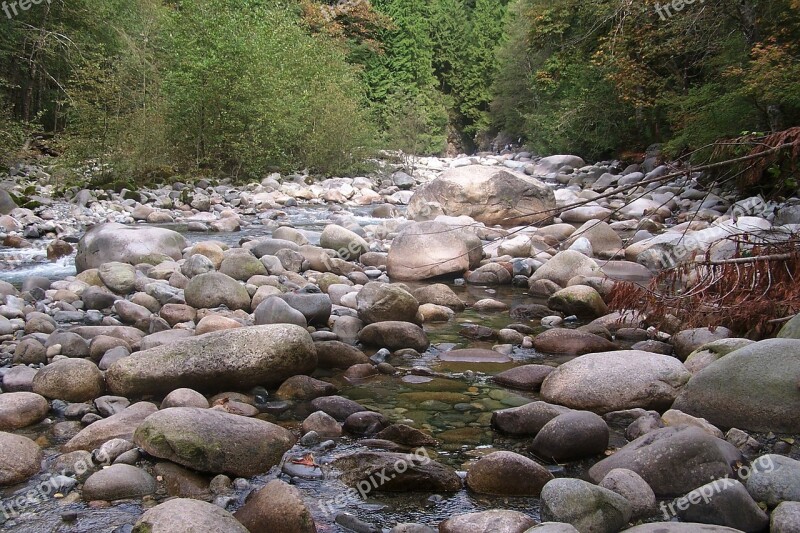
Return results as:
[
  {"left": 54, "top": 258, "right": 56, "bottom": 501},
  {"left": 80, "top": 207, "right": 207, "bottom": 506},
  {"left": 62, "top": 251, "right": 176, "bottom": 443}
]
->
[{"left": 0, "top": 0, "right": 797, "bottom": 183}]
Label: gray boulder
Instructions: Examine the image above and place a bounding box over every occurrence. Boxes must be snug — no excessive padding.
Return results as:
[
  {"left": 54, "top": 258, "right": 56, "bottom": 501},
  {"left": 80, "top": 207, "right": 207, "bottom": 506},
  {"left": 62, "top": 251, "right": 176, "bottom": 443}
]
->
[
  {"left": 254, "top": 296, "right": 307, "bottom": 328},
  {"left": 676, "top": 478, "right": 768, "bottom": 532},
  {"left": 387, "top": 221, "right": 482, "bottom": 281},
  {"left": 531, "top": 411, "right": 609, "bottom": 461},
  {"left": 439, "top": 510, "right": 536, "bottom": 533},
  {"left": 357, "top": 282, "right": 420, "bottom": 324},
  {"left": 332, "top": 451, "right": 461, "bottom": 492},
  {"left": 744, "top": 454, "right": 800, "bottom": 508},
  {"left": 540, "top": 478, "right": 632, "bottom": 533},
  {"left": 0, "top": 432, "right": 41, "bottom": 486},
  {"left": 184, "top": 272, "right": 251, "bottom": 311},
  {"left": 465, "top": 451, "right": 553, "bottom": 496},
  {"left": 106, "top": 324, "right": 317, "bottom": 397},
  {"left": 76, "top": 222, "right": 187, "bottom": 272},
  {"left": 82, "top": 464, "right": 157, "bottom": 501},
  {"left": 133, "top": 498, "right": 248, "bottom": 533}
]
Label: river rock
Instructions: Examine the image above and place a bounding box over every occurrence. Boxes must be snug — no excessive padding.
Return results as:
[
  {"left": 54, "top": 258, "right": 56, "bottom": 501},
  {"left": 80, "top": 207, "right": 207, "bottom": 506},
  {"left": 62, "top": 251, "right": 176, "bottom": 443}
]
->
[
  {"left": 531, "top": 411, "right": 610, "bottom": 461},
  {"left": 184, "top": 272, "right": 251, "bottom": 311},
  {"left": 0, "top": 432, "right": 42, "bottom": 486},
  {"left": 547, "top": 285, "right": 608, "bottom": 318},
  {"left": 0, "top": 392, "right": 49, "bottom": 430},
  {"left": 466, "top": 451, "right": 554, "bottom": 496},
  {"left": 234, "top": 479, "right": 317, "bottom": 533},
  {"left": 310, "top": 395, "right": 368, "bottom": 421},
  {"left": 276, "top": 375, "right": 336, "bottom": 401},
  {"left": 771, "top": 502, "right": 800, "bottom": 533},
  {"left": 357, "top": 282, "right": 419, "bottom": 324},
  {"left": 621, "top": 525, "right": 747, "bottom": 532},
  {"left": 744, "top": 454, "right": 800, "bottom": 508},
  {"left": 107, "top": 324, "right": 316, "bottom": 397},
  {"left": 412, "top": 284, "right": 466, "bottom": 311},
  {"left": 358, "top": 321, "right": 430, "bottom": 352},
  {"left": 491, "top": 365, "right": 554, "bottom": 390},
  {"left": 82, "top": 464, "right": 156, "bottom": 501},
  {"left": 676, "top": 478, "right": 768, "bottom": 532},
  {"left": 564, "top": 220, "right": 624, "bottom": 256},
  {"left": 540, "top": 478, "right": 632, "bottom": 533},
  {"left": 161, "top": 388, "right": 210, "bottom": 409},
  {"left": 315, "top": 340, "right": 370, "bottom": 368},
  {"left": 386, "top": 221, "right": 482, "bottom": 281},
  {"left": 491, "top": 401, "right": 572, "bottom": 436},
  {"left": 219, "top": 253, "right": 267, "bottom": 281},
  {"left": 540, "top": 350, "right": 691, "bottom": 413},
  {"left": 320, "top": 224, "right": 369, "bottom": 260},
  {"left": 63, "top": 402, "right": 158, "bottom": 452},
  {"left": 671, "top": 327, "right": 734, "bottom": 360},
  {"left": 533, "top": 328, "right": 616, "bottom": 355},
  {"left": 598, "top": 469, "right": 657, "bottom": 520},
  {"left": 134, "top": 407, "right": 295, "bottom": 476},
  {"left": 76, "top": 222, "right": 187, "bottom": 272},
  {"left": 254, "top": 296, "right": 307, "bottom": 328},
  {"left": 278, "top": 291, "right": 332, "bottom": 326},
  {"left": 374, "top": 424, "right": 438, "bottom": 447},
  {"left": 683, "top": 338, "right": 754, "bottom": 374},
  {"left": 672, "top": 339, "right": 800, "bottom": 433},
  {"left": 588, "top": 426, "right": 743, "bottom": 496},
  {"left": 132, "top": 498, "right": 248, "bottom": 533},
  {"left": 439, "top": 510, "right": 536, "bottom": 533},
  {"left": 32, "top": 359, "right": 105, "bottom": 402},
  {"left": 407, "top": 166, "right": 555, "bottom": 227},
  {"left": 332, "top": 451, "right": 462, "bottom": 492},
  {"left": 301, "top": 411, "right": 342, "bottom": 438},
  {"left": 97, "top": 262, "right": 137, "bottom": 294},
  {"left": 529, "top": 250, "right": 599, "bottom": 288}
]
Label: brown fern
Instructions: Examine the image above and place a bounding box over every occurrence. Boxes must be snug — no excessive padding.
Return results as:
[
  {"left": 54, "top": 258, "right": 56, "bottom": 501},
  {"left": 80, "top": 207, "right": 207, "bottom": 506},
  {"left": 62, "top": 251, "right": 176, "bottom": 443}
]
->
[{"left": 710, "top": 126, "right": 800, "bottom": 190}]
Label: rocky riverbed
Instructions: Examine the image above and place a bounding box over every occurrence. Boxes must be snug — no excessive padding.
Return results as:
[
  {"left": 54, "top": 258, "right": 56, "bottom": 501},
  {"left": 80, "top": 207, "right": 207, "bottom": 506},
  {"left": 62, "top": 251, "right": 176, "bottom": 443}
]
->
[{"left": 1, "top": 152, "right": 800, "bottom": 533}]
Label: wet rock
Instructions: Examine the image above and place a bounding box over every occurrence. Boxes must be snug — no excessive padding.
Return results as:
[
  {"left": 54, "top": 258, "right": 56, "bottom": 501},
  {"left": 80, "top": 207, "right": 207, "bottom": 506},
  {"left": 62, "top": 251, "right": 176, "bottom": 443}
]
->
[
  {"left": 154, "top": 462, "right": 212, "bottom": 499},
  {"left": 541, "top": 350, "right": 691, "bottom": 413},
  {"left": 344, "top": 411, "right": 388, "bottom": 436},
  {"left": 135, "top": 407, "right": 295, "bottom": 476},
  {"left": 390, "top": 524, "right": 435, "bottom": 533},
  {"left": 315, "top": 340, "right": 370, "bottom": 369},
  {"left": 417, "top": 303, "right": 455, "bottom": 322},
  {"left": 0, "top": 432, "right": 42, "bottom": 486},
  {"left": 439, "top": 348, "right": 511, "bottom": 363},
  {"left": 374, "top": 424, "right": 438, "bottom": 447},
  {"left": 184, "top": 272, "right": 251, "bottom": 311},
  {"left": 598, "top": 469, "right": 657, "bottom": 520},
  {"left": 533, "top": 328, "right": 616, "bottom": 356},
  {"left": 310, "top": 395, "right": 368, "bottom": 421},
  {"left": 82, "top": 464, "right": 156, "bottom": 501},
  {"left": 588, "top": 426, "right": 743, "bottom": 496},
  {"left": 676, "top": 478, "right": 768, "bottom": 532},
  {"left": 357, "top": 282, "right": 420, "bottom": 324},
  {"left": 386, "top": 221, "right": 481, "bottom": 281},
  {"left": 465, "top": 263, "right": 513, "bottom": 285},
  {"left": 491, "top": 365, "right": 554, "bottom": 391},
  {"left": 671, "top": 327, "right": 734, "bottom": 360},
  {"left": 254, "top": 296, "right": 307, "bottom": 328},
  {"left": 343, "top": 363, "right": 379, "bottom": 382},
  {"left": 132, "top": 498, "right": 248, "bottom": 533},
  {"left": 234, "top": 479, "right": 317, "bottom": 533},
  {"left": 531, "top": 411, "right": 610, "bottom": 461},
  {"left": 673, "top": 339, "right": 800, "bottom": 433},
  {"left": 540, "top": 478, "right": 632, "bottom": 533},
  {"left": 107, "top": 324, "right": 316, "bottom": 397},
  {"left": 744, "top": 454, "right": 800, "bottom": 508},
  {"left": 412, "top": 284, "right": 465, "bottom": 311},
  {"left": 76, "top": 222, "right": 187, "bottom": 272},
  {"left": 491, "top": 401, "right": 572, "bottom": 436},
  {"left": 32, "top": 359, "right": 105, "bottom": 402},
  {"left": 301, "top": 411, "right": 342, "bottom": 438},
  {"left": 0, "top": 392, "right": 50, "bottom": 431},
  {"left": 439, "top": 510, "right": 536, "bottom": 533},
  {"left": 547, "top": 285, "right": 608, "bottom": 318},
  {"left": 275, "top": 375, "right": 336, "bottom": 401},
  {"left": 332, "top": 451, "right": 462, "bottom": 492},
  {"left": 407, "top": 166, "right": 555, "bottom": 227},
  {"left": 466, "top": 451, "right": 554, "bottom": 496},
  {"left": 63, "top": 402, "right": 159, "bottom": 452},
  {"left": 358, "top": 321, "right": 430, "bottom": 352}
]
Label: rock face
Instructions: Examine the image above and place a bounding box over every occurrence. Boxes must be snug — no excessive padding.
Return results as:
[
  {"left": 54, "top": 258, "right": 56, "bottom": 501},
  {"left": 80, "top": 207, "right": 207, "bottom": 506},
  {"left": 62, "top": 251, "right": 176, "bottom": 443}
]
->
[
  {"left": 540, "top": 350, "right": 691, "bottom": 413},
  {"left": 588, "top": 426, "right": 743, "bottom": 496},
  {"left": 387, "top": 221, "right": 482, "bottom": 281},
  {"left": 107, "top": 325, "right": 317, "bottom": 397},
  {"left": 332, "top": 451, "right": 462, "bottom": 492},
  {"left": 0, "top": 432, "right": 41, "bottom": 486},
  {"left": 134, "top": 407, "right": 295, "bottom": 477},
  {"left": 133, "top": 498, "right": 248, "bottom": 533},
  {"left": 672, "top": 339, "right": 800, "bottom": 433},
  {"left": 407, "top": 166, "right": 556, "bottom": 227},
  {"left": 76, "top": 222, "right": 187, "bottom": 272},
  {"left": 465, "top": 451, "right": 554, "bottom": 496},
  {"left": 184, "top": 272, "right": 251, "bottom": 311}
]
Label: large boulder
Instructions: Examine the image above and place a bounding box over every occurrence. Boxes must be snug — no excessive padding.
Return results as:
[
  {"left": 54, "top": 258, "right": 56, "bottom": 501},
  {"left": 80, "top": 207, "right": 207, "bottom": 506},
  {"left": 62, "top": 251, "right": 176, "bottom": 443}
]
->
[
  {"left": 0, "top": 432, "right": 41, "bottom": 486},
  {"left": 0, "top": 392, "right": 49, "bottom": 430},
  {"left": 357, "top": 282, "right": 420, "bottom": 324},
  {"left": 320, "top": 224, "right": 369, "bottom": 261},
  {"left": 106, "top": 325, "right": 317, "bottom": 397},
  {"left": 540, "top": 350, "right": 691, "bottom": 413},
  {"left": 184, "top": 272, "right": 251, "bottom": 311},
  {"left": 134, "top": 407, "right": 295, "bottom": 477},
  {"left": 407, "top": 166, "right": 556, "bottom": 227},
  {"left": 32, "top": 359, "right": 106, "bottom": 402},
  {"left": 540, "top": 478, "right": 632, "bottom": 533},
  {"left": 672, "top": 339, "right": 800, "bottom": 433},
  {"left": 76, "top": 222, "right": 187, "bottom": 272},
  {"left": 82, "top": 464, "right": 157, "bottom": 501},
  {"left": 465, "top": 451, "right": 554, "bottom": 496},
  {"left": 588, "top": 426, "right": 743, "bottom": 496},
  {"left": 358, "top": 321, "right": 430, "bottom": 352},
  {"left": 133, "top": 498, "right": 248, "bottom": 533},
  {"left": 387, "top": 221, "right": 482, "bottom": 281},
  {"left": 234, "top": 479, "right": 317, "bottom": 533}
]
